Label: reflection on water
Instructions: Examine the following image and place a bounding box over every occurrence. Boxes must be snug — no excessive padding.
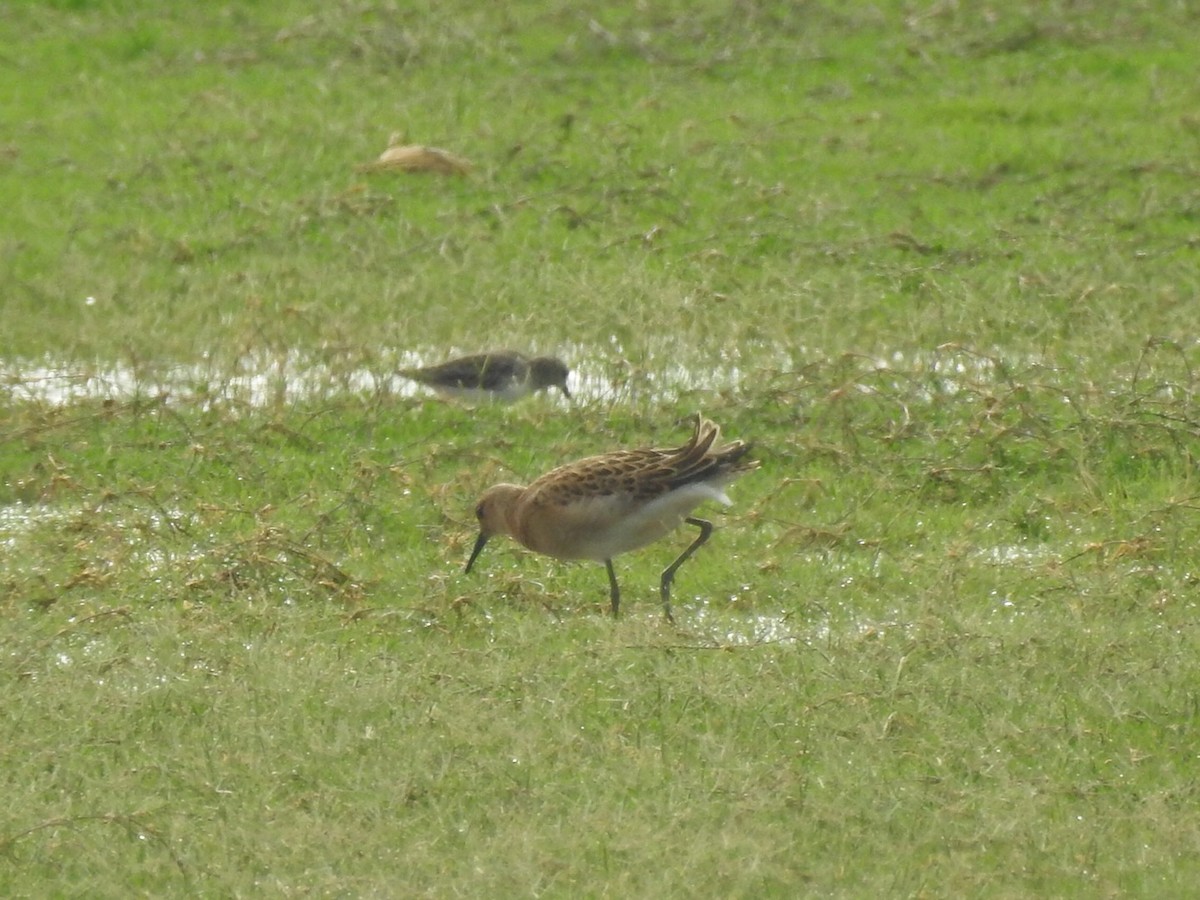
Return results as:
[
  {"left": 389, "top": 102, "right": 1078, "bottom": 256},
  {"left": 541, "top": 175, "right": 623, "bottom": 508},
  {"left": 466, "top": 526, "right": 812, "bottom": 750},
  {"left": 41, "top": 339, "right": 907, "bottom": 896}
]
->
[
  {"left": 686, "top": 603, "right": 800, "bottom": 646},
  {"left": 1, "top": 349, "right": 749, "bottom": 408},
  {"left": 685, "top": 598, "right": 924, "bottom": 648},
  {"left": 1, "top": 345, "right": 1027, "bottom": 409},
  {"left": 3, "top": 352, "right": 416, "bottom": 407},
  {"left": 0, "top": 502, "right": 65, "bottom": 547}
]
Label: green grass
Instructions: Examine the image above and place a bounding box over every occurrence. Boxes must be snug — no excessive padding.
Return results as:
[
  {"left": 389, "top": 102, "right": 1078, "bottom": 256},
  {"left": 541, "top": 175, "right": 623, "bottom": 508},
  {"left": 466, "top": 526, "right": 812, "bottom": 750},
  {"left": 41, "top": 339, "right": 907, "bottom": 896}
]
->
[{"left": 3, "top": 0, "right": 1200, "bottom": 895}]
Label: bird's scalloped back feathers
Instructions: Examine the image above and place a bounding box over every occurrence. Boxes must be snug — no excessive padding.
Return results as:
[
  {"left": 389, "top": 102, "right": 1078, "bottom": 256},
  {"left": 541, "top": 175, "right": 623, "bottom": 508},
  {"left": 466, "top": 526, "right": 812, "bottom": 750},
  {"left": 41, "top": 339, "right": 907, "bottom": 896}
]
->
[
  {"left": 524, "top": 416, "right": 757, "bottom": 507},
  {"left": 525, "top": 450, "right": 671, "bottom": 506}
]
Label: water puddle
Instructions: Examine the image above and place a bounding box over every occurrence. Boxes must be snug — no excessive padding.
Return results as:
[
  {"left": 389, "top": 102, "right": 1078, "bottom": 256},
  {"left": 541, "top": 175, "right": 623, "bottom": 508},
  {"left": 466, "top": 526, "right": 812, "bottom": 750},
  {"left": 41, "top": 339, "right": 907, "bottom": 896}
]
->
[
  {"left": 0, "top": 502, "right": 66, "bottom": 548},
  {"left": 1, "top": 348, "right": 749, "bottom": 408},
  {"left": 0, "top": 345, "right": 1036, "bottom": 409},
  {"left": 683, "top": 595, "right": 922, "bottom": 648},
  {"left": 685, "top": 604, "right": 799, "bottom": 646}
]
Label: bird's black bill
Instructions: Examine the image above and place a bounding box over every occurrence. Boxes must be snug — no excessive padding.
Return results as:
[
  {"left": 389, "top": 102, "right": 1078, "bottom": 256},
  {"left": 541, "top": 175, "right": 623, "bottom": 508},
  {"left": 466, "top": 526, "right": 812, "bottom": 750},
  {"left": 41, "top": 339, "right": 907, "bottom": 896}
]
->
[{"left": 464, "top": 532, "right": 489, "bottom": 573}]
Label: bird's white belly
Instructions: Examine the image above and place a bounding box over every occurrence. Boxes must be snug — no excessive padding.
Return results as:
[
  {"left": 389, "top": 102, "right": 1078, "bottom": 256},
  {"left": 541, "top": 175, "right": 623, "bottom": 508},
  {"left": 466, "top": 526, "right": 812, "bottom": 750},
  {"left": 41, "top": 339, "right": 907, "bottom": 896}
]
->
[{"left": 555, "top": 483, "right": 730, "bottom": 562}]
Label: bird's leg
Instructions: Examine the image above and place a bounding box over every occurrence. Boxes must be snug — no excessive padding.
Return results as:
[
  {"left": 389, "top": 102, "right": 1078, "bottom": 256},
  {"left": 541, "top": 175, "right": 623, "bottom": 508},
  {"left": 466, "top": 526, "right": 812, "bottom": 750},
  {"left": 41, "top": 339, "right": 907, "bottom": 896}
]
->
[
  {"left": 605, "top": 558, "right": 621, "bottom": 618},
  {"left": 659, "top": 517, "right": 713, "bottom": 624}
]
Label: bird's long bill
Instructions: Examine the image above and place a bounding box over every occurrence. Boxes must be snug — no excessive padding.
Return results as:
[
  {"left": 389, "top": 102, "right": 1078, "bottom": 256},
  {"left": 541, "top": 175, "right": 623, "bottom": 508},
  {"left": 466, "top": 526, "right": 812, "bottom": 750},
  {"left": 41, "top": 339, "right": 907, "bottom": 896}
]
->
[{"left": 464, "top": 532, "right": 489, "bottom": 574}]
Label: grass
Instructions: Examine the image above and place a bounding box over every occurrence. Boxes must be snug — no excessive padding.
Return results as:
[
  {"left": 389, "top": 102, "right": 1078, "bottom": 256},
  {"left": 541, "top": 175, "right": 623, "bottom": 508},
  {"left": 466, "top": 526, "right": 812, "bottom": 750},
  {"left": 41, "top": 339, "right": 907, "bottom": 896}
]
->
[{"left": 3, "top": 0, "right": 1200, "bottom": 895}]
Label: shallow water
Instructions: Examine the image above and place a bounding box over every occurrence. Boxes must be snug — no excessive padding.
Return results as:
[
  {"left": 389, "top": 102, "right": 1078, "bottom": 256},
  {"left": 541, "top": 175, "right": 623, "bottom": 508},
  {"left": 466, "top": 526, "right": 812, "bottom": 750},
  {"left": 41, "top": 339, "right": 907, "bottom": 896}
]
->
[
  {"left": 0, "top": 502, "right": 65, "bottom": 549},
  {"left": 0, "top": 350, "right": 741, "bottom": 407},
  {"left": 1, "top": 344, "right": 1030, "bottom": 409}
]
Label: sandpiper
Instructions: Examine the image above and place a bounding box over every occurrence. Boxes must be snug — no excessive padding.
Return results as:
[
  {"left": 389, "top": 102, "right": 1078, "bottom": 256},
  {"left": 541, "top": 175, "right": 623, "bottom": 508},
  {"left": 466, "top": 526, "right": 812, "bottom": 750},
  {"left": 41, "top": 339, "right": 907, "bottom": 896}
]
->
[
  {"left": 400, "top": 352, "right": 570, "bottom": 402},
  {"left": 464, "top": 415, "right": 758, "bottom": 622}
]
